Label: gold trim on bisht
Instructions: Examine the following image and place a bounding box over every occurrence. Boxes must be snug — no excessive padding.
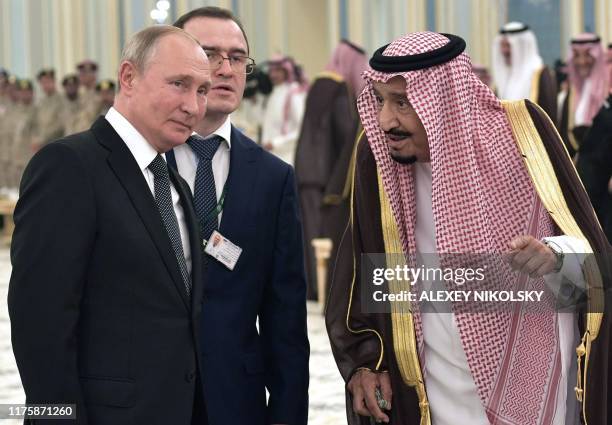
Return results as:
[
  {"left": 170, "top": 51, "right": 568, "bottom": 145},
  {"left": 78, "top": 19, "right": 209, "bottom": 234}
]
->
[
  {"left": 323, "top": 128, "right": 364, "bottom": 206},
  {"left": 376, "top": 173, "right": 431, "bottom": 425},
  {"left": 341, "top": 127, "right": 364, "bottom": 202},
  {"left": 502, "top": 99, "right": 604, "bottom": 425},
  {"left": 337, "top": 134, "right": 385, "bottom": 372},
  {"left": 529, "top": 66, "right": 544, "bottom": 103},
  {"left": 314, "top": 70, "right": 345, "bottom": 83}
]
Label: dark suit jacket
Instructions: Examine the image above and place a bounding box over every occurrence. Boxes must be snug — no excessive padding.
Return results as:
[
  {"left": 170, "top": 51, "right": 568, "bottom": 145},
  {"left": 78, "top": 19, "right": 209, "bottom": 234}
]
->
[
  {"left": 167, "top": 126, "right": 310, "bottom": 425},
  {"left": 577, "top": 95, "right": 612, "bottom": 243},
  {"left": 8, "top": 117, "right": 204, "bottom": 425}
]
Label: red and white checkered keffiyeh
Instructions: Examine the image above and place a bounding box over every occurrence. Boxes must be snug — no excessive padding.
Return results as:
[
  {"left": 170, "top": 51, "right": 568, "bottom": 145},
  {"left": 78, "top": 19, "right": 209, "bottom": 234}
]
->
[
  {"left": 567, "top": 33, "right": 609, "bottom": 126},
  {"left": 357, "top": 32, "right": 561, "bottom": 425}
]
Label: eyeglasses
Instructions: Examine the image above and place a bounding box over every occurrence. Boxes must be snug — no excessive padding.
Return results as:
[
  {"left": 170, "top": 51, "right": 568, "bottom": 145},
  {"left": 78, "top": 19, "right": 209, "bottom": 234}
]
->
[{"left": 204, "top": 50, "right": 256, "bottom": 75}]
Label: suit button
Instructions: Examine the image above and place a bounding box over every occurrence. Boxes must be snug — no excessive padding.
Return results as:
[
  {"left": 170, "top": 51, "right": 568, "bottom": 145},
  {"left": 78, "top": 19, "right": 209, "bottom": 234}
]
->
[{"left": 185, "top": 371, "right": 196, "bottom": 382}]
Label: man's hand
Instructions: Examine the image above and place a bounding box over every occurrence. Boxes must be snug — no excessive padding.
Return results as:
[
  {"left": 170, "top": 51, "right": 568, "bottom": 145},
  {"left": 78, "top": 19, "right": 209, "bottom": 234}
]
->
[
  {"left": 504, "top": 235, "right": 558, "bottom": 277},
  {"left": 347, "top": 369, "right": 392, "bottom": 423}
]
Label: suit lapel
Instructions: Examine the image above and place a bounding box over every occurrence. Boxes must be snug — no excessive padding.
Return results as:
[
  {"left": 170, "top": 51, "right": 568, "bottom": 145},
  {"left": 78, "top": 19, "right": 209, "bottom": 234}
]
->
[
  {"left": 91, "top": 117, "right": 191, "bottom": 312},
  {"left": 218, "top": 127, "right": 258, "bottom": 238}
]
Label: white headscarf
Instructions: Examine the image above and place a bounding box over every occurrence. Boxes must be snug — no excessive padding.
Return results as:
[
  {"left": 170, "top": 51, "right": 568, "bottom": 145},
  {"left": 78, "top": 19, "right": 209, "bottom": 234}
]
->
[{"left": 492, "top": 22, "right": 544, "bottom": 101}]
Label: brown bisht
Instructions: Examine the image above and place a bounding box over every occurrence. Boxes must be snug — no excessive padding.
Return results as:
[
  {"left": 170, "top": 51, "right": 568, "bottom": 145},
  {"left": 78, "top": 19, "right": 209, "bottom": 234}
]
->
[{"left": 294, "top": 73, "right": 362, "bottom": 300}]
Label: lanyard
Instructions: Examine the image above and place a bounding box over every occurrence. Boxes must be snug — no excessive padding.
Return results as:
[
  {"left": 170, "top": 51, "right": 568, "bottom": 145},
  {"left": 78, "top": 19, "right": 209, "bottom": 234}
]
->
[{"left": 203, "top": 182, "right": 228, "bottom": 226}]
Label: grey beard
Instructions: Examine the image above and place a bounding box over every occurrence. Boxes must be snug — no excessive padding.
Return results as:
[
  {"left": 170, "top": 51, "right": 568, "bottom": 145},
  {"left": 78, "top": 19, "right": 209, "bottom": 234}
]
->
[{"left": 391, "top": 153, "right": 417, "bottom": 165}]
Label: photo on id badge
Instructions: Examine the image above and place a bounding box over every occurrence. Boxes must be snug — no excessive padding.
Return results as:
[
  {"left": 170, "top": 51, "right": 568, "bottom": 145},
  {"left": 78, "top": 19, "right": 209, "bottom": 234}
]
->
[{"left": 204, "top": 230, "right": 242, "bottom": 270}]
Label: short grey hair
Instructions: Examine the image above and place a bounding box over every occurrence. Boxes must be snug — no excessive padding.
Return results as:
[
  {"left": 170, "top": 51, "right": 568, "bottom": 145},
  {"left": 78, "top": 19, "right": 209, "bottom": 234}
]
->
[{"left": 120, "top": 25, "right": 201, "bottom": 72}]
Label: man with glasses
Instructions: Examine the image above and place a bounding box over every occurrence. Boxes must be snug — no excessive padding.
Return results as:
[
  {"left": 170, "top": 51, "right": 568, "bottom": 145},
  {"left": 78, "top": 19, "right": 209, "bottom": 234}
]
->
[{"left": 171, "top": 7, "right": 309, "bottom": 425}]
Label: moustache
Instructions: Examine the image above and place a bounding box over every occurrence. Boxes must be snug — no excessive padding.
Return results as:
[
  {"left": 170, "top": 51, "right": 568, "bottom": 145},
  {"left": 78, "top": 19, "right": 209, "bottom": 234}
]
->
[{"left": 385, "top": 129, "right": 412, "bottom": 138}]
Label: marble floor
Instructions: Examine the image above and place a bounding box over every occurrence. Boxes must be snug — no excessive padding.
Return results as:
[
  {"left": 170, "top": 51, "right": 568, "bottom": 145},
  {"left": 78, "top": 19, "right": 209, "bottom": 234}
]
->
[{"left": 0, "top": 248, "right": 347, "bottom": 424}]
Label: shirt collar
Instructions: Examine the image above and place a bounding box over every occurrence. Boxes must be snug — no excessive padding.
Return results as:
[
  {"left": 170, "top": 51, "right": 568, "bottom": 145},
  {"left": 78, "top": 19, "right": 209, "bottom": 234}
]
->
[
  {"left": 192, "top": 115, "right": 232, "bottom": 149},
  {"left": 105, "top": 106, "right": 163, "bottom": 173}
]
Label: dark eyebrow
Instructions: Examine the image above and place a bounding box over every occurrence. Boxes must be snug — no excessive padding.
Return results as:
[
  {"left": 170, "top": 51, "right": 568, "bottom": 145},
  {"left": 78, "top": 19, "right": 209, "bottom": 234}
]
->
[
  {"left": 167, "top": 74, "right": 193, "bottom": 81},
  {"left": 201, "top": 46, "right": 248, "bottom": 56},
  {"left": 373, "top": 87, "right": 409, "bottom": 102},
  {"left": 390, "top": 92, "right": 409, "bottom": 101}
]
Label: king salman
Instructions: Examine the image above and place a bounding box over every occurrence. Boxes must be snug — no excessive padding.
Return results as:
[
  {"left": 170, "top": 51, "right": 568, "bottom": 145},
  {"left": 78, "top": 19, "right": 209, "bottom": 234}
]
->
[{"left": 325, "top": 32, "right": 611, "bottom": 425}]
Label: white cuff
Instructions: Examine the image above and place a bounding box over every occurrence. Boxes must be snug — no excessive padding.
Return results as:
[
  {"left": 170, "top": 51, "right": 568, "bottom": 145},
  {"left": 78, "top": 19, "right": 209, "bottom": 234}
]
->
[{"left": 542, "top": 235, "right": 587, "bottom": 303}]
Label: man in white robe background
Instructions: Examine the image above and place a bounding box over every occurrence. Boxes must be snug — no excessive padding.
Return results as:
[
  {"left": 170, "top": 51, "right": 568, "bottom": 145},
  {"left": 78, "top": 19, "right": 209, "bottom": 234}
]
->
[
  {"left": 492, "top": 22, "right": 558, "bottom": 124},
  {"left": 261, "top": 55, "right": 307, "bottom": 165}
]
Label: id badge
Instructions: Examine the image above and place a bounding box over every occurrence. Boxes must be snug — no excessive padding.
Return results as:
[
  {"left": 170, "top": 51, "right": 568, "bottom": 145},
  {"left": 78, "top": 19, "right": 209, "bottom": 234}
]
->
[{"left": 203, "top": 230, "right": 242, "bottom": 270}]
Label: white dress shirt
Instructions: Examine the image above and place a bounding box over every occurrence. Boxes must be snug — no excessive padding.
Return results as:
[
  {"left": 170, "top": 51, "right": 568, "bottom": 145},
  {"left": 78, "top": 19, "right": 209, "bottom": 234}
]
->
[
  {"left": 105, "top": 107, "right": 192, "bottom": 273},
  {"left": 172, "top": 116, "right": 232, "bottom": 226}
]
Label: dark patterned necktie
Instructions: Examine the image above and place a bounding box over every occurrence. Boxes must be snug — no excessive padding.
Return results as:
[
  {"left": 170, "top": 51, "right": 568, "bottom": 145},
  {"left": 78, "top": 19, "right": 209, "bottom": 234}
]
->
[
  {"left": 148, "top": 154, "right": 192, "bottom": 296},
  {"left": 187, "top": 135, "right": 222, "bottom": 241}
]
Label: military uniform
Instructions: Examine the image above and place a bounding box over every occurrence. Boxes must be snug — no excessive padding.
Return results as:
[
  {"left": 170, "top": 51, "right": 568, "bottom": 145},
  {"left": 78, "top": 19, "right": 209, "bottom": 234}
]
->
[
  {"left": 11, "top": 101, "right": 37, "bottom": 187},
  {"left": 32, "top": 92, "right": 64, "bottom": 149},
  {"left": 68, "top": 87, "right": 99, "bottom": 134},
  {"left": 95, "top": 79, "right": 116, "bottom": 117},
  {"left": 0, "top": 75, "right": 18, "bottom": 188},
  {"left": 61, "top": 96, "right": 83, "bottom": 138},
  {"left": 72, "top": 60, "right": 100, "bottom": 133},
  {"left": 0, "top": 95, "right": 10, "bottom": 117},
  {"left": 32, "top": 69, "right": 65, "bottom": 149},
  {"left": 0, "top": 99, "right": 18, "bottom": 188}
]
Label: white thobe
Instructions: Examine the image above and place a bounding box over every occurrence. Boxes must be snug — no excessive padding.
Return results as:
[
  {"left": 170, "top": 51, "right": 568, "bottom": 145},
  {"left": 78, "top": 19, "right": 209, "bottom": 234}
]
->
[
  {"left": 261, "top": 82, "right": 306, "bottom": 166},
  {"left": 574, "top": 79, "right": 593, "bottom": 127}
]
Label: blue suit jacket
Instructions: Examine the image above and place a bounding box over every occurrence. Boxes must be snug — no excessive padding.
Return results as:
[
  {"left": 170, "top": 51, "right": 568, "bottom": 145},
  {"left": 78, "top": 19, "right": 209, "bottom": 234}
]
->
[{"left": 168, "top": 126, "right": 309, "bottom": 425}]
